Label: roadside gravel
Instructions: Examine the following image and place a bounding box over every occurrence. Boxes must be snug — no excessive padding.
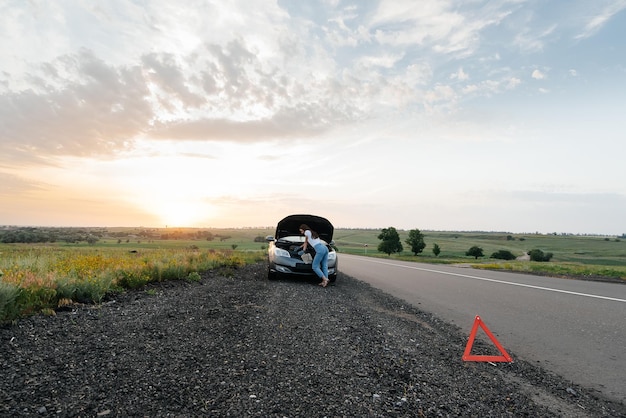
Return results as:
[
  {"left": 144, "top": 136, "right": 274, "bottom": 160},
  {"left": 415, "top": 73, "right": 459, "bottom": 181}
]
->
[{"left": 1, "top": 262, "right": 624, "bottom": 417}]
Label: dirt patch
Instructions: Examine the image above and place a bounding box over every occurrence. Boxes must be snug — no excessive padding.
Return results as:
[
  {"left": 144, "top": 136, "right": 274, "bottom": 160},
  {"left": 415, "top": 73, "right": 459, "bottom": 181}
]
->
[{"left": 1, "top": 263, "right": 624, "bottom": 417}]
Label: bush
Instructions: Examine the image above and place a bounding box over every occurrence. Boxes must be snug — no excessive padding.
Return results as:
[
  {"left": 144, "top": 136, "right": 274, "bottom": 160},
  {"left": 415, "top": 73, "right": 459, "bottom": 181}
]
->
[
  {"left": 15, "top": 287, "right": 57, "bottom": 317},
  {"left": 466, "top": 246, "right": 484, "bottom": 259},
  {"left": 116, "top": 271, "right": 151, "bottom": 289},
  {"left": 490, "top": 250, "right": 516, "bottom": 260},
  {"left": 0, "top": 282, "right": 21, "bottom": 322},
  {"left": 529, "top": 249, "right": 553, "bottom": 262}
]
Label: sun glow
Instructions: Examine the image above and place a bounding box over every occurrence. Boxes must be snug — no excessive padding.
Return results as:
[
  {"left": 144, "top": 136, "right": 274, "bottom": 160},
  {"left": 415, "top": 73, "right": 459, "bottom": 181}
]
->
[{"left": 155, "top": 200, "right": 213, "bottom": 227}]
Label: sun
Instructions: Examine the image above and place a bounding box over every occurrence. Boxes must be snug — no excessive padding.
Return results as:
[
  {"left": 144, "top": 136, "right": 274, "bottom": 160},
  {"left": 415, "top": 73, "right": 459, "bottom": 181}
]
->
[
  {"left": 109, "top": 147, "right": 231, "bottom": 227},
  {"left": 153, "top": 200, "right": 215, "bottom": 227}
]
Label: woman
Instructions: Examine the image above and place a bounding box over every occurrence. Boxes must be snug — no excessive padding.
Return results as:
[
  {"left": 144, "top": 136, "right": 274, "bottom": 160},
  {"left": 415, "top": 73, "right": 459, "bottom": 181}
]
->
[{"left": 299, "top": 224, "right": 329, "bottom": 287}]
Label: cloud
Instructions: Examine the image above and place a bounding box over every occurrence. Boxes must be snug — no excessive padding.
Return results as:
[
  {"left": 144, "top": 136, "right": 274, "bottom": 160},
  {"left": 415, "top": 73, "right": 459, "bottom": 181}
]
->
[
  {"left": 575, "top": 1, "right": 626, "bottom": 39},
  {"left": 506, "top": 77, "right": 522, "bottom": 89},
  {"left": 450, "top": 67, "right": 469, "bottom": 81},
  {"left": 3, "top": 1, "right": 619, "bottom": 171},
  {"left": 531, "top": 69, "right": 546, "bottom": 79},
  {"left": 0, "top": 38, "right": 366, "bottom": 161},
  {"left": 1, "top": 0, "right": 541, "bottom": 166},
  {"left": 149, "top": 114, "right": 322, "bottom": 142},
  {"left": 460, "top": 76, "right": 520, "bottom": 97},
  {"left": 356, "top": 53, "right": 405, "bottom": 70},
  {"left": 0, "top": 172, "right": 47, "bottom": 195},
  {"left": 513, "top": 24, "right": 557, "bottom": 53},
  {"left": 365, "top": 0, "right": 517, "bottom": 57},
  {"left": 0, "top": 50, "right": 152, "bottom": 163}
]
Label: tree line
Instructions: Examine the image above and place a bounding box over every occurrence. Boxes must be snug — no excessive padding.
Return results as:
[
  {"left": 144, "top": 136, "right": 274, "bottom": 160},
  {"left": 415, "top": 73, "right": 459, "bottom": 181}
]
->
[
  {"left": 377, "top": 227, "right": 552, "bottom": 262},
  {"left": 0, "top": 227, "right": 102, "bottom": 244},
  {"left": 0, "top": 227, "right": 226, "bottom": 244}
]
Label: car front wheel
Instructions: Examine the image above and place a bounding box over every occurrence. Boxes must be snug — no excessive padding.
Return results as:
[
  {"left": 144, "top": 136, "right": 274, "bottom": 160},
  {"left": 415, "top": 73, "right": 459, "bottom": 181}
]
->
[{"left": 267, "top": 266, "right": 277, "bottom": 280}]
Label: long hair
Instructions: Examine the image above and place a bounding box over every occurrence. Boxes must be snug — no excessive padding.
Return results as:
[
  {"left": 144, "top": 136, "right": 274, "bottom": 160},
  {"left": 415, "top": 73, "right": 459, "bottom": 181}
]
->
[{"left": 299, "top": 224, "right": 319, "bottom": 239}]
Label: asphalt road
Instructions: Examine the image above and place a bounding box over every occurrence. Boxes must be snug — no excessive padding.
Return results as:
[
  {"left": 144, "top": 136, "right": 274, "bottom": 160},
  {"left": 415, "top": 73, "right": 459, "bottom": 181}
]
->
[{"left": 338, "top": 254, "right": 626, "bottom": 403}]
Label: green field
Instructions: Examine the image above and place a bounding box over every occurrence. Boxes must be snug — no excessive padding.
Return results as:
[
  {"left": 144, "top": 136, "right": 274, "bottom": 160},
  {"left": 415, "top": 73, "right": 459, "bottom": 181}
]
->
[
  {"left": 3, "top": 226, "right": 625, "bottom": 274},
  {"left": 334, "top": 229, "right": 624, "bottom": 260},
  {"left": 0, "top": 226, "right": 275, "bottom": 322},
  {"left": 333, "top": 229, "right": 626, "bottom": 279},
  {"left": 2, "top": 226, "right": 625, "bottom": 271},
  {"left": 95, "top": 227, "right": 276, "bottom": 252},
  {"left": 1, "top": 226, "right": 624, "bottom": 322}
]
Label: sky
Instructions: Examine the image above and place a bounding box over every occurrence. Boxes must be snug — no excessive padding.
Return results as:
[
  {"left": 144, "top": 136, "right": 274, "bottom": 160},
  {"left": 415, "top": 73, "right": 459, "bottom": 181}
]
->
[{"left": 1, "top": 1, "right": 625, "bottom": 235}]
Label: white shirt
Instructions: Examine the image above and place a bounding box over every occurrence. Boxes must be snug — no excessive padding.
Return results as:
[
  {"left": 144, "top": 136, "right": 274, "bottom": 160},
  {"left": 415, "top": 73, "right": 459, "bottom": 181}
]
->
[{"left": 304, "top": 230, "right": 322, "bottom": 247}]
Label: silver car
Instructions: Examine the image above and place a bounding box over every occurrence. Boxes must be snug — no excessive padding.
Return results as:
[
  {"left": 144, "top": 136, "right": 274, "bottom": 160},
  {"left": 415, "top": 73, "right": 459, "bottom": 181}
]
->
[{"left": 266, "top": 214, "right": 338, "bottom": 281}]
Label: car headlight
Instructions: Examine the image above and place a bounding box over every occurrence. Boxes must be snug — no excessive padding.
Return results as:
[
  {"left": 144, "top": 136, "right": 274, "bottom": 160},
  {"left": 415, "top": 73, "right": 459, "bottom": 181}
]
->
[
  {"left": 328, "top": 251, "right": 336, "bottom": 261},
  {"left": 273, "top": 247, "right": 291, "bottom": 258}
]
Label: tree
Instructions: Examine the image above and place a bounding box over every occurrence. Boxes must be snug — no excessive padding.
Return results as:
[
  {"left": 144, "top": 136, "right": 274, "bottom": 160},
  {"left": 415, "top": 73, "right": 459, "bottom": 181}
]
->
[
  {"left": 406, "top": 229, "right": 426, "bottom": 255},
  {"left": 466, "top": 246, "right": 484, "bottom": 259},
  {"left": 432, "top": 243, "right": 441, "bottom": 257},
  {"left": 377, "top": 227, "right": 403, "bottom": 255},
  {"left": 490, "top": 250, "right": 516, "bottom": 260},
  {"left": 528, "top": 249, "right": 553, "bottom": 262}
]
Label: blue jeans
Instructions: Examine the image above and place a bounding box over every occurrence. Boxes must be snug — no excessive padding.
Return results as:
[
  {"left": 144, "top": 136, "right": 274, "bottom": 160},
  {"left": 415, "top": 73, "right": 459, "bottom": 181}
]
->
[{"left": 312, "top": 243, "right": 329, "bottom": 279}]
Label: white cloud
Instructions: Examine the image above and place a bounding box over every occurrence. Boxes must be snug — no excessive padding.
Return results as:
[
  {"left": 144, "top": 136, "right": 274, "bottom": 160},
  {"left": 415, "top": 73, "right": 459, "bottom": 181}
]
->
[
  {"left": 506, "top": 77, "right": 522, "bottom": 89},
  {"left": 368, "top": 0, "right": 512, "bottom": 56},
  {"left": 532, "top": 69, "right": 546, "bottom": 79},
  {"left": 513, "top": 24, "right": 557, "bottom": 53},
  {"left": 356, "top": 53, "right": 404, "bottom": 70},
  {"left": 0, "top": 50, "right": 152, "bottom": 161},
  {"left": 462, "top": 84, "right": 479, "bottom": 94},
  {"left": 575, "top": 0, "right": 626, "bottom": 39},
  {"left": 450, "top": 67, "right": 469, "bottom": 81}
]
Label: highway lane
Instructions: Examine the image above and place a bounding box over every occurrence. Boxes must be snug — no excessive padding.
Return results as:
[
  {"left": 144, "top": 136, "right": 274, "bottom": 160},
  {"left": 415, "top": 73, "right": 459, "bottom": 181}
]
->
[{"left": 338, "top": 254, "right": 626, "bottom": 403}]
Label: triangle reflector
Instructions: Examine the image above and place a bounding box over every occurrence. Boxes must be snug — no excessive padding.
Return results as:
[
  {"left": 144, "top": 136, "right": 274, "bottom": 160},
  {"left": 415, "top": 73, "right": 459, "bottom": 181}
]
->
[{"left": 462, "top": 315, "right": 513, "bottom": 363}]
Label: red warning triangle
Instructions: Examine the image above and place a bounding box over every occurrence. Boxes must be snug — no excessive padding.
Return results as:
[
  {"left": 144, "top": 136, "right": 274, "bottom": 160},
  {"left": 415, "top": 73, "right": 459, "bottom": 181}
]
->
[{"left": 462, "top": 315, "right": 513, "bottom": 363}]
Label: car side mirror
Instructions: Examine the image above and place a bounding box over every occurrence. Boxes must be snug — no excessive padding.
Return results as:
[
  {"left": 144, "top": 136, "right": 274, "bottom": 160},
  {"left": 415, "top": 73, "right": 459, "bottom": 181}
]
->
[{"left": 265, "top": 235, "right": 275, "bottom": 242}]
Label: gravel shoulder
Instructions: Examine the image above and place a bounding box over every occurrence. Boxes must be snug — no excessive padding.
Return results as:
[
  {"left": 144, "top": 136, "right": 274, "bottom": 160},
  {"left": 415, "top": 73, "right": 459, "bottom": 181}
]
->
[{"left": 1, "top": 262, "right": 624, "bottom": 417}]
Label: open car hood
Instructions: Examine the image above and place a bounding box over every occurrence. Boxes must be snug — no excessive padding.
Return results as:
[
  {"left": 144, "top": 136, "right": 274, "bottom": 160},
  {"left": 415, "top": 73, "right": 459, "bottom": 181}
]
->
[{"left": 275, "top": 214, "right": 334, "bottom": 242}]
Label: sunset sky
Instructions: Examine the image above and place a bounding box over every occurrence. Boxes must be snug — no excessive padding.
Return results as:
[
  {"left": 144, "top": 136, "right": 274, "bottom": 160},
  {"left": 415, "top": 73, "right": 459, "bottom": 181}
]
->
[{"left": 1, "top": 1, "right": 625, "bottom": 234}]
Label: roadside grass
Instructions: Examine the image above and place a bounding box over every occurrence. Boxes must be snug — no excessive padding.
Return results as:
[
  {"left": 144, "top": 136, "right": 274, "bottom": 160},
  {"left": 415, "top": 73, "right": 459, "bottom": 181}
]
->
[{"left": 0, "top": 244, "right": 265, "bottom": 322}]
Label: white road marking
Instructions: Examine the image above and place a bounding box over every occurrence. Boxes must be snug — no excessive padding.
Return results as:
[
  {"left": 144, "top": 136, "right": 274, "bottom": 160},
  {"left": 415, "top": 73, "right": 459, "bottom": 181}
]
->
[{"left": 343, "top": 255, "right": 626, "bottom": 303}]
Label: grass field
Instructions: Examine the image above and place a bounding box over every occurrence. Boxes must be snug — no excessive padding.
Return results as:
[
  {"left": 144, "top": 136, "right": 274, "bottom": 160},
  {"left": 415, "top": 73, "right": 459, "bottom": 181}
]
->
[
  {"left": 0, "top": 231, "right": 267, "bottom": 322},
  {"left": 334, "top": 229, "right": 625, "bottom": 260},
  {"left": 1, "top": 227, "right": 624, "bottom": 322},
  {"left": 334, "top": 229, "right": 626, "bottom": 279}
]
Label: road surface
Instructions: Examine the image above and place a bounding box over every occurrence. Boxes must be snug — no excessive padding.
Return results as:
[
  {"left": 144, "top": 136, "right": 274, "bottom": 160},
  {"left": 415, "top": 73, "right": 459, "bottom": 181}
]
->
[{"left": 339, "top": 254, "right": 626, "bottom": 403}]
